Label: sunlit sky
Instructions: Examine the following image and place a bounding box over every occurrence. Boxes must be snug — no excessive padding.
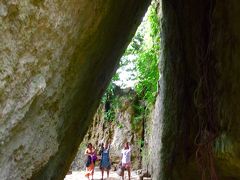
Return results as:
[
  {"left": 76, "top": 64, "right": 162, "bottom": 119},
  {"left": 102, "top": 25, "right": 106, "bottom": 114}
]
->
[{"left": 114, "top": 55, "right": 137, "bottom": 88}]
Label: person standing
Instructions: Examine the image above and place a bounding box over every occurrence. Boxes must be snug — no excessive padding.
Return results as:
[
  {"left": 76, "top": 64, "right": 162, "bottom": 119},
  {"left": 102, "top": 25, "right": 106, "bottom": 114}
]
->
[
  {"left": 121, "top": 142, "right": 131, "bottom": 180},
  {"left": 99, "top": 142, "right": 111, "bottom": 180},
  {"left": 85, "top": 143, "right": 96, "bottom": 180}
]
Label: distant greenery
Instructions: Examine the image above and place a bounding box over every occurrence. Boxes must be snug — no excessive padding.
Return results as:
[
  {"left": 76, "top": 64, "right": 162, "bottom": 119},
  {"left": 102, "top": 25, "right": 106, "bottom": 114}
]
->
[
  {"left": 101, "top": 81, "right": 117, "bottom": 122},
  {"left": 134, "top": 6, "right": 160, "bottom": 105},
  {"left": 119, "top": 5, "right": 160, "bottom": 106},
  {"left": 102, "top": 4, "right": 160, "bottom": 121},
  {"left": 101, "top": 74, "right": 119, "bottom": 104}
]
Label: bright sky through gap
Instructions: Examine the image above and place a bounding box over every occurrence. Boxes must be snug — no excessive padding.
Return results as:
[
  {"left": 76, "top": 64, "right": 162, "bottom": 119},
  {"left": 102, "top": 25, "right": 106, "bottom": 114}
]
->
[
  {"left": 113, "top": 8, "right": 150, "bottom": 89},
  {"left": 114, "top": 54, "right": 138, "bottom": 88}
]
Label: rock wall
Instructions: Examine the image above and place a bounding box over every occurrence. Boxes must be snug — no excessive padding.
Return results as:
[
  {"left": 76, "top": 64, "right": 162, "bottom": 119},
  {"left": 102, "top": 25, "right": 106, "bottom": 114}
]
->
[
  {"left": 0, "top": 1, "right": 151, "bottom": 179},
  {"left": 150, "top": 0, "right": 240, "bottom": 179},
  {"left": 149, "top": 89, "right": 162, "bottom": 178},
  {"left": 71, "top": 87, "right": 146, "bottom": 171}
]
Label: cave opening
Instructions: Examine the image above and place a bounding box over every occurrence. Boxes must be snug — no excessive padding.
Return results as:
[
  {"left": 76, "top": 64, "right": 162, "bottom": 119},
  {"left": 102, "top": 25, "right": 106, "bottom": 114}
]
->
[
  {"left": 65, "top": 2, "right": 160, "bottom": 179},
  {"left": 2, "top": 0, "right": 240, "bottom": 179}
]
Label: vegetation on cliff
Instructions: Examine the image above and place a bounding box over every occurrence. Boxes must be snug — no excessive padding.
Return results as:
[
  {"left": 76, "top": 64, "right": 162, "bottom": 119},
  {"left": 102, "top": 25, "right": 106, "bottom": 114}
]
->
[
  {"left": 98, "top": 3, "right": 160, "bottom": 169},
  {"left": 103, "top": 2, "right": 160, "bottom": 115}
]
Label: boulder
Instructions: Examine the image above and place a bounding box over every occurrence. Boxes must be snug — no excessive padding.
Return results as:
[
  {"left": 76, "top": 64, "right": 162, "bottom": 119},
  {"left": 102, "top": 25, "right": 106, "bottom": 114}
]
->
[{"left": 0, "top": 1, "right": 150, "bottom": 179}]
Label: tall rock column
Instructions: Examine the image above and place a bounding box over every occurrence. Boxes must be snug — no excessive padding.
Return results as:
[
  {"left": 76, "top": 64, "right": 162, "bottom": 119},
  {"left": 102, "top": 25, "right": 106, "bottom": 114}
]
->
[
  {"left": 151, "top": 0, "right": 240, "bottom": 179},
  {"left": 0, "top": 1, "right": 151, "bottom": 179}
]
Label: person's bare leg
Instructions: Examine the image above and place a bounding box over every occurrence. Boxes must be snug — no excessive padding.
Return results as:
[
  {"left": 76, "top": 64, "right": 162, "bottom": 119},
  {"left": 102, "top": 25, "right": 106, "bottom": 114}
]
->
[
  {"left": 122, "top": 170, "right": 125, "bottom": 180},
  {"left": 127, "top": 167, "right": 131, "bottom": 180},
  {"left": 107, "top": 169, "right": 110, "bottom": 178},
  {"left": 91, "top": 171, "right": 94, "bottom": 180},
  {"left": 86, "top": 174, "right": 90, "bottom": 180},
  {"left": 101, "top": 169, "right": 104, "bottom": 180},
  {"left": 86, "top": 168, "right": 90, "bottom": 180}
]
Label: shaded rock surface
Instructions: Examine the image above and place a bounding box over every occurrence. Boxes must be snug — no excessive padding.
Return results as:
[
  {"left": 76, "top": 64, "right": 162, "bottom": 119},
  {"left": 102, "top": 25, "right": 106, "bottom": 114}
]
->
[
  {"left": 0, "top": 1, "right": 151, "bottom": 179},
  {"left": 149, "top": 0, "right": 240, "bottom": 179}
]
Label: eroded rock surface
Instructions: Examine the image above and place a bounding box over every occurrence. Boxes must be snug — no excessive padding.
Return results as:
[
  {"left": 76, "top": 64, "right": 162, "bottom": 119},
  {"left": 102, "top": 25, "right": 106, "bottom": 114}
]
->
[
  {"left": 0, "top": 1, "right": 150, "bottom": 179},
  {"left": 150, "top": 0, "right": 240, "bottom": 179}
]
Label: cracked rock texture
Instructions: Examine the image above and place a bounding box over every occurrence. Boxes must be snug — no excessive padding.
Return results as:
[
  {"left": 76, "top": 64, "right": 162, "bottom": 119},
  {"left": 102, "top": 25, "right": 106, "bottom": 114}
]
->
[
  {"left": 0, "top": 0, "right": 150, "bottom": 179},
  {"left": 150, "top": 0, "right": 240, "bottom": 180}
]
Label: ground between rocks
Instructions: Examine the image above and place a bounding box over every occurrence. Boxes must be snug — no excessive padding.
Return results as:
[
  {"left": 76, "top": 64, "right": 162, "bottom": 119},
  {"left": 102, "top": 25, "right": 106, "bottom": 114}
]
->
[{"left": 65, "top": 167, "right": 140, "bottom": 180}]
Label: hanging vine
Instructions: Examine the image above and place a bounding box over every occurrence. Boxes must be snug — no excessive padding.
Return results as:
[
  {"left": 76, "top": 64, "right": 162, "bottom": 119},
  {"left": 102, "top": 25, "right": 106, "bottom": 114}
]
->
[{"left": 194, "top": 1, "right": 219, "bottom": 179}]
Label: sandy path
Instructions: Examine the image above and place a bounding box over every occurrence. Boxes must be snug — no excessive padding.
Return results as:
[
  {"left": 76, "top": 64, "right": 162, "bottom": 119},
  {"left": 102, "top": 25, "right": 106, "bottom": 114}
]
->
[{"left": 65, "top": 168, "right": 139, "bottom": 180}]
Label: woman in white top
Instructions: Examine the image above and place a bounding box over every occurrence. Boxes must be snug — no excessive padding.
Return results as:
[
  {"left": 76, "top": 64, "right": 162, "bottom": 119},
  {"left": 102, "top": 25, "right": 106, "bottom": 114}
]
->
[{"left": 121, "top": 142, "right": 131, "bottom": 180}]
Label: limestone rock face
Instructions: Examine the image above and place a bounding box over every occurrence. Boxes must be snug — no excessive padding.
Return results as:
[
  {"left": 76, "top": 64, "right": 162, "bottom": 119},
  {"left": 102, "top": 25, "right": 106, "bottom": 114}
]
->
[
  {"left": 151, "top": 0, "right": 240, "bottom": 180},
  {"left": 149, "top": 91, "right": 162, "bottom": 178},
  {"left": 0, "top": 1, "right": 150, "bottom": 179},
  {"left": 71, "top": 88, "right": 144, "bottom": 171}
]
